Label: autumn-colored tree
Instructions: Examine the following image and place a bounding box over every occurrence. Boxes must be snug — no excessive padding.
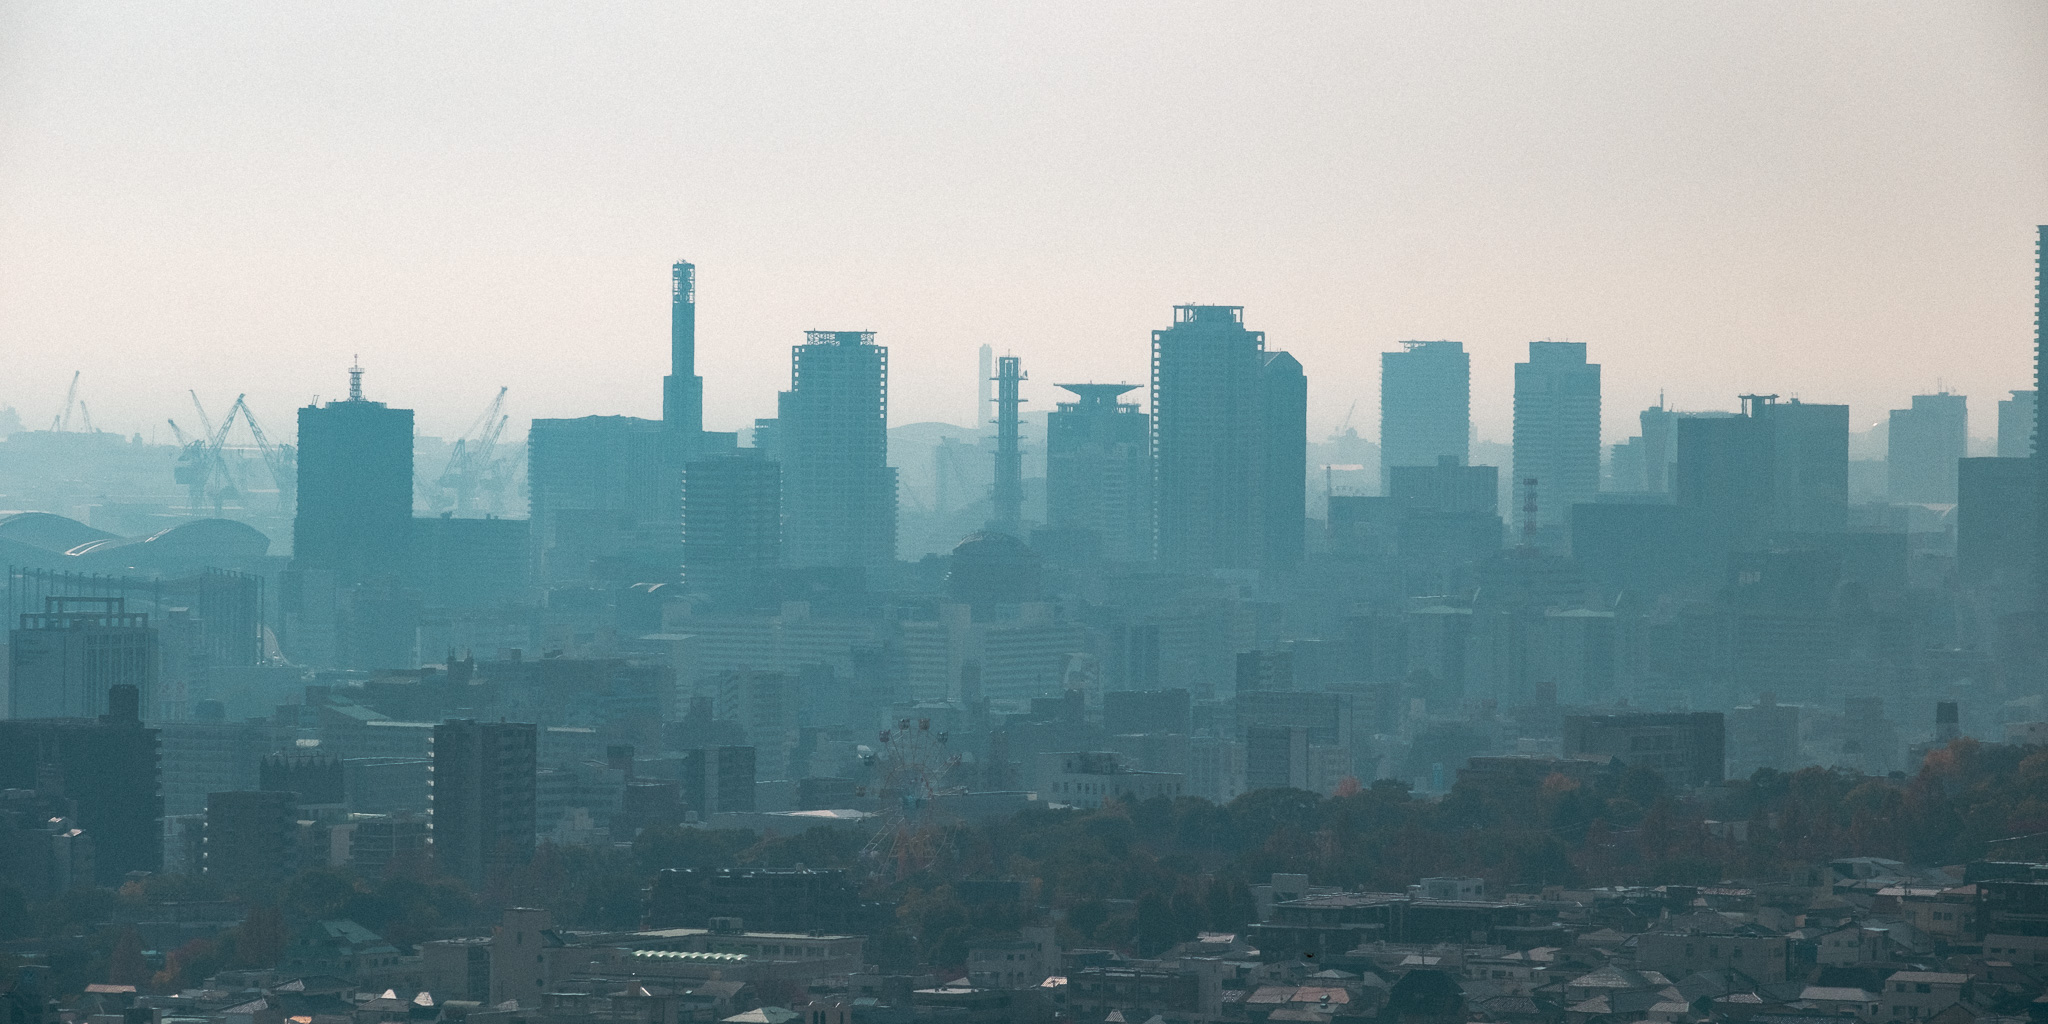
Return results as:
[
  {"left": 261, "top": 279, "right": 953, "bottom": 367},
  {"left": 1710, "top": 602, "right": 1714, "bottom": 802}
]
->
[{"left": 154, "top": 937, "right": 223, "bottom": 991}]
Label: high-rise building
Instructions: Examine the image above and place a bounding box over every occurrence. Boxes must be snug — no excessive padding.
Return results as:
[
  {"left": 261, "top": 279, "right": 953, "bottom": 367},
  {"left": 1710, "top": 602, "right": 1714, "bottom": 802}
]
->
[
  {"left": 1388, "top": 458, "right": 1498, "bottom": 516},
  {"left": 1998, "top": 390, "right": 2036, "bottom": 459},
  {"left": 677, "top": 745, "right": 756, "bottom": 815},
  {"left": 1674, "top": 396, "right": 1848, "bottom": 546},
  {"left": 294, "top": 363, "right": 414, "bottom": 585},
  {"left": 1045, "top": 383, "right": 1152, "bottom": 563},
  {"left": 2035, "top": 226, "right": 2047, "bottom": 621},
  {"left": 1151, "top": 305, "right": 1307, "bottom": 573},
  {"left": 663, "top": 261, "right": 704, "bottom": 435},
  {"left": 1512, "top": 341, "right": 1601, "bottom": 534},
  {"left": 681, "top": 455, "right": 782, "bottom": 597},
  {"left": 1262, "top": 351, "right": 1309, "bottom": 569},
  {"left": 1387, "top": 456, "right": 1505, "bottom": 597},
  {"left": 528, "top": 415, "right": 676, "bottom": 584},
  {"left": 1608, "top": 401, "right": 1678, "bottom": 495},
  {"left": 430, "top": 720, "right": 537, "bottom": 888},
  {"left": 1887, "top": 392, "right": 1968, "bottom": 504},
  {"left": 203, "top": 790, "right": 298, "bottom": 886},
  {"left": 1958, "top": 456, "right": 2037, "bottom": 616},
  {"left": 1675, "top": 411, "right": 1769, "bottom": 533},
  {"left": 1765, "top": 398, "right": 1850, "bottom": 534},
  {"left": 1380, "top": 341, "right": 1470, "bottom": 490},
  {"left": 9, "top": 596, "right": 159, "bottom": 721},
  {"left": 0, "top": 686, "right": 162, "bottom": 883},
  {"left": 779, "top": 331, "right": 897, "bottom": 571}
]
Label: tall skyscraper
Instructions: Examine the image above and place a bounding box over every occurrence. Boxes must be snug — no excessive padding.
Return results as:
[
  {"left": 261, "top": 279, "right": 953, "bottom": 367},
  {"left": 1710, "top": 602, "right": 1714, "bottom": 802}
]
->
[
  {"left": 1380, "top": 340, "right": 1470, "bottom": 490},
  {"left": 430, "top": 719, "right": 537, "bottom": 888},
  {"left": 1046, "top": 383, "right": 1153, "bottom": 562},
  {"left": 1151, "top": 305, "right": 1307, "bottom": 573},
  {"left": 663, "top": 260, "right": 704, "bottom": 434},
  {"left": 682, "top": 454, "right": 782, "bottom": 596},
  {"left": 1512, "top": 341, "right": 1601, "bottom": 533},
  {"left": 2034, "top": 226, "right": 2047, "bottom": 620},
  {"left": 1887, "top": 392, "right": 1968, "bottom": 504},
  {"left": 779, "top": 331, "right": 897, "bottom": 571},
  {"left": 9, "top": 597, "right": 159, "bottom": 720},
  {"left": 1261, "top": 351, "right": 1308, "bottom": 569},
  {"left": 1999, "top": 390, "right": 2036, "bottom": 459},
  {"left": 294, "top": 363, "right": 413, "bottom": 584}
]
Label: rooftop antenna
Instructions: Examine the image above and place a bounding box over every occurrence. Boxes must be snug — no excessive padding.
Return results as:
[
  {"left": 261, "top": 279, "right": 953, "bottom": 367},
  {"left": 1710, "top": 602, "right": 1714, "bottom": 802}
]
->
[{"left": 348, "top": 356, "right": 365, "bottom": 402}]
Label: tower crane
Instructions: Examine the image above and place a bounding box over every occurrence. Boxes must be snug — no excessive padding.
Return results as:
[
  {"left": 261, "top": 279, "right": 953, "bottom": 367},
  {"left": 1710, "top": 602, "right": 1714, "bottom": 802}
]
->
[
  {"left": 49, "top": 371, "right": 79, "bottom": 431},
  {"left": 189, "top": 391, "right": 217, "bottom": 440},
  {"left": 436, "top": 387, "right": 508, "bottom": 516},
  {"left": 236, "top": 398, "right": 297, "bottom": 512},
  {"left": 173, "top": 394, "right": 246, "bottom": 514}
]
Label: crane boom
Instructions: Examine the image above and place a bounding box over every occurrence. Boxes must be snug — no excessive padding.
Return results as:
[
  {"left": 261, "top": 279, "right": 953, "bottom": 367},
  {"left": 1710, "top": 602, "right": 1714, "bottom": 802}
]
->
[
  {"left": 190, "top": 390, "right": 217, "bottom": 441},
  {"left": 435, "top": 387, "right": 509, "bottom": 516},
  {"left": 237, "top": 399, "right": 297, "bottom": 510},
  {"left": 50, "top": 371, "right": 79, "bottom": 431}
]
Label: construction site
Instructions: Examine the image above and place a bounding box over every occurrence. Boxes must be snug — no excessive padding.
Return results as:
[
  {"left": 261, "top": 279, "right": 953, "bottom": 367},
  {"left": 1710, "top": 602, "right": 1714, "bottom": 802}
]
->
[{"left": 0, "top": 371, "right": 525, "bottom": 553}]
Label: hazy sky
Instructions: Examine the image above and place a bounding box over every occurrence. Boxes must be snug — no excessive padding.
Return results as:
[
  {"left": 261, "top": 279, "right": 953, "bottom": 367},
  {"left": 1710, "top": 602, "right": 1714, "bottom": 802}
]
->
[{"left": 3, "top": 2, "right": 2045, "bottom": 445}]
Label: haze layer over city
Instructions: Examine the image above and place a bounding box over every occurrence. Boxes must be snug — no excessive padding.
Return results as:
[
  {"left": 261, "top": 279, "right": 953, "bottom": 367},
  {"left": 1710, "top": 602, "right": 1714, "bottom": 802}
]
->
[{"left": 2, "top": 6, "right": 2047, "bottom": 1024}]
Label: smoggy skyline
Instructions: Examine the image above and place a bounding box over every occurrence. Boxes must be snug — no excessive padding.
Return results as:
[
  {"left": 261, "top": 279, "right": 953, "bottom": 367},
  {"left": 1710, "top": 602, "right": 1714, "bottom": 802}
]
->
[{"left": 3, "top": 2, "right": 2045, "bottom": 443}]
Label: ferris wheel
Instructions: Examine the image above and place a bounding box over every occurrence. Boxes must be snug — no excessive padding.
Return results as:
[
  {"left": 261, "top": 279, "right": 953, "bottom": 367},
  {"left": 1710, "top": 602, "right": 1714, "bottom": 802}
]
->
[{"left": 858, "top": 715, "right": 963, "bottom": 880}]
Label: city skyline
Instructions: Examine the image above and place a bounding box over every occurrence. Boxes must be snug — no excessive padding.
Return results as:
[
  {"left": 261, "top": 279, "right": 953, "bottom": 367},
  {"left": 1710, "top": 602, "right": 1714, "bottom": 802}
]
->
[{"left": 3, "top": 3, "right": 2044, "bottom": 442}]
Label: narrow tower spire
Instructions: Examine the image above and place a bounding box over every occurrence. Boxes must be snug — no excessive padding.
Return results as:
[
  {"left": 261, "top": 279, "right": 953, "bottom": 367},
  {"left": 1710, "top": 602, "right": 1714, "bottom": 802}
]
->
[
  {"left": 990, "top": 355, "right": 1026, "bottom": 536},
  {"left": 663, "top": 260, "right": 704, "bottom": 433}
]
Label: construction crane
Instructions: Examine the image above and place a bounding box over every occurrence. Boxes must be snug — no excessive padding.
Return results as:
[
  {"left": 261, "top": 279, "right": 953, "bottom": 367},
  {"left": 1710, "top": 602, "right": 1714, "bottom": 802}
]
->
[
  {"left": 173, "top": 394, "right": 247, "bottom": 514},
  {"left": 49, "top": 371, "right": 79, "bottom": 431},
  {"left": 167, "top": 419, "right": 192, "bottom": 446},
  {"left": 77, "top": 401, "right": 96, "bottom": 434},
  {"left": 189, "top": 391, "right": 217, "bottom": 441},
  {"left": 236, "top": 398, "right": 297, "bottom": 513},
  {"left": 435, "top": 387, "right": 508, "bottom": 516}
]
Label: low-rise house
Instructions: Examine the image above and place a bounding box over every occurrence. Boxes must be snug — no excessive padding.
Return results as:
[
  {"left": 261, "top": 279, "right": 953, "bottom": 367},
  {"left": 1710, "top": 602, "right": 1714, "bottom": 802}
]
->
[
  {"left": 1633, "top": 931, "right": 1790, "bottom": 983},
  {"left": 1799, "top": 984, "right": 1880, "bottom": 1020},
  {"left": 1878, "top": 971, "right": 1968, "bottom": 1021}
]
